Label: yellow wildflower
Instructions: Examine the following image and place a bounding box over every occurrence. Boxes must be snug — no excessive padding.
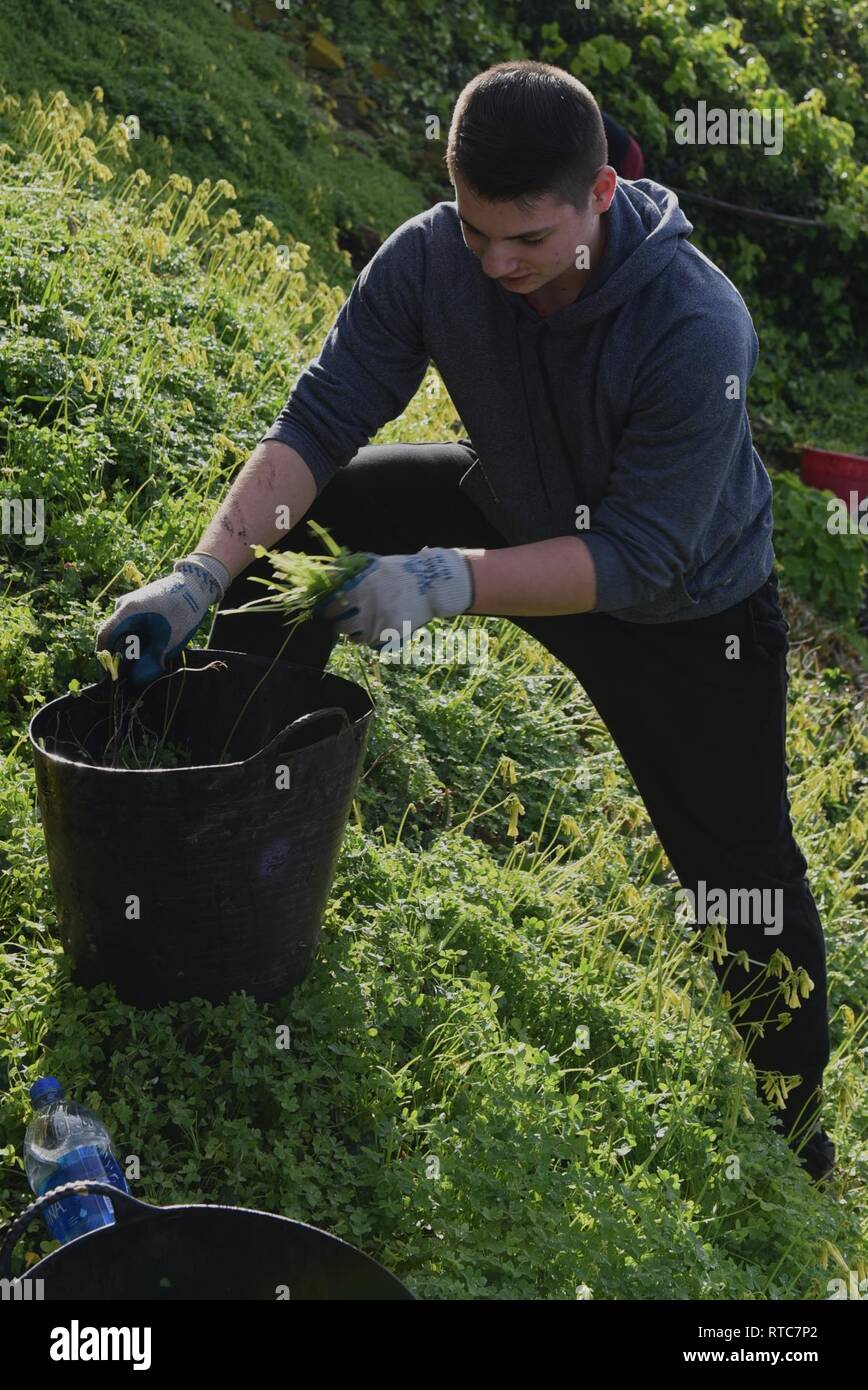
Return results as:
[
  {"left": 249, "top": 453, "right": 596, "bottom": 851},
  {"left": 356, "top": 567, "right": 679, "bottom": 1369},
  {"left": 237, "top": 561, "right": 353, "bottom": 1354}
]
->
[
  {"left": 254, "top": 213, "right": 279, "bottom": 241},
  {"left": 701, "top": 923, "right": 727, "bottom": 966},
  {"left": 760, "top": 1072, "right": 787, "bottom": 1109},
  {"left": 142, "top": 227, "right": 171, "bottom": 258},
  {"left": 766, "top": 950, "right": 789, "bottom": 979},
  {"left": 150, "top": 202, "right": 174, "bottom": 229},
  {"left": 499, "top": 755, "right": 516, "bottom": 786},
  {"left": 121, "top": 561, "right": 145, "bottom": 586},
  {"left": 108, "top": 122, "right": 132, "bottom": 156},
  {"left": 506, "top": 793, "right": 525, "bottom": 838},
  {"left": 96, "top": 648, "right": 121, "bottom": 681}
]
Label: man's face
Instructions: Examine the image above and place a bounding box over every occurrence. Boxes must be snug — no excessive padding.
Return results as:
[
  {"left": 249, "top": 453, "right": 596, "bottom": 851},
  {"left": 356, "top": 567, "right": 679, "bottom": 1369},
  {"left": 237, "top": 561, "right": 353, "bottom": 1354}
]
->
[{"left": 454, "top": 168, "right": 616, "bottom": 293}]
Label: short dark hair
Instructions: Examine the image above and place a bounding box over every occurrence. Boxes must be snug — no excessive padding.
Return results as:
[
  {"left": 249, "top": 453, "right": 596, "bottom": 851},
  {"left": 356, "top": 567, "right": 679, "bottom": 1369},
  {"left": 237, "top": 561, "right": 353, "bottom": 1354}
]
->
[{"left": 446, "top": 61, "right": 608, "bottom": 213}]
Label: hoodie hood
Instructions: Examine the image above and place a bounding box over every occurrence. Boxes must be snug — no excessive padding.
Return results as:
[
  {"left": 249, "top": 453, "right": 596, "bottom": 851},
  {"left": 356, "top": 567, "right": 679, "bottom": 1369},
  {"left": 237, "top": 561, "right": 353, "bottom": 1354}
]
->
[{"left": 496, "top": 177, "right": 695, "bottom": 331}]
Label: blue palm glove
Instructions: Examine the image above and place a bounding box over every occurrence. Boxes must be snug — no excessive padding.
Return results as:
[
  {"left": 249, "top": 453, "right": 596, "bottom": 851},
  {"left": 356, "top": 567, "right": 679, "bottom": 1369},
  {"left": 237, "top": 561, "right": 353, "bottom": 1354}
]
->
[
  {"left": 316, "top": 548, "right": 475, "bottom": 649},
  {"left": 95, "top": 553, "right": 231, "bottom": 691}
]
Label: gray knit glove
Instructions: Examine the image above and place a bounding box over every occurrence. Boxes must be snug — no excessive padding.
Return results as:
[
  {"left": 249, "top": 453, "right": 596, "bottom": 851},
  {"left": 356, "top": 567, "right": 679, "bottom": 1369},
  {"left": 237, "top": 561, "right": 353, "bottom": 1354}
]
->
[
  {"left": 316, "top": 548, "right": 475, "bottom": 649},
  {"left": 95, "top": 552, "right": 231, "bottom": 690}
]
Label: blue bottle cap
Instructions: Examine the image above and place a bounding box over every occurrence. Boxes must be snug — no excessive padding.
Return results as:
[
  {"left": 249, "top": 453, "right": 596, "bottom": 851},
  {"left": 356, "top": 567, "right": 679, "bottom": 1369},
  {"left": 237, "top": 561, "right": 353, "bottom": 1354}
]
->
[{"left": 30, "top": 1076, "right": 64, "bottom": 1104}]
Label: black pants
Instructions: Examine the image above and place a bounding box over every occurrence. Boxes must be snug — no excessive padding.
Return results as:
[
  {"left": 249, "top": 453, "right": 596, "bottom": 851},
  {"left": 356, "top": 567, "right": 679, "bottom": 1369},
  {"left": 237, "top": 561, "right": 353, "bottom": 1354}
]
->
[{"left": 210, "top": 442, "right": 830, "bottom": 1139}]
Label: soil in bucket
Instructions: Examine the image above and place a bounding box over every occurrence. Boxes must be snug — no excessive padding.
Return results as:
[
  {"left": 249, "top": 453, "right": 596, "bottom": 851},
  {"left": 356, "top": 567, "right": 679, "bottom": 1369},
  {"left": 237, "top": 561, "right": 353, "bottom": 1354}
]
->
[{"left": 28, "top": 649, "right": 374, "bottom": 1008}]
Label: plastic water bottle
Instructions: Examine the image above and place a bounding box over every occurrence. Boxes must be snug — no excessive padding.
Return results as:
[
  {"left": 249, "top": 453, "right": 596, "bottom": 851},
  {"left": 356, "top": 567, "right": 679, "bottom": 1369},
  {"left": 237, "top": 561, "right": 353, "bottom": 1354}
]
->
[{"left": 23, "top": 1077, "right": 130, "bottom": 1244}]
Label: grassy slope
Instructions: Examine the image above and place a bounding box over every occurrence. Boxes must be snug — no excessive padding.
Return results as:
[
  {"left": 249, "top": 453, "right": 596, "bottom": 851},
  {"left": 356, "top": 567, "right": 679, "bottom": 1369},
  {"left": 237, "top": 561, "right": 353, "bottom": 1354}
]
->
[
  {"left": 0, "top": 0, "right": 425, "bottom": 289},
  {"left": 0, "top": 95, "right": 866, "bottom": 1296}
]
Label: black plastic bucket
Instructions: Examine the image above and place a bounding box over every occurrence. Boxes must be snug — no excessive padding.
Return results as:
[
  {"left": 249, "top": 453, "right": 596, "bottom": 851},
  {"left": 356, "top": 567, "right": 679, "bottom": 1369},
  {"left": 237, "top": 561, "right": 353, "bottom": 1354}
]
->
[
  {"left": 28, "top": 649, "right": 373, "bottom": 1007},
  {"left": 0, "top": 1181, "right": 413, "bottom": 1300}
]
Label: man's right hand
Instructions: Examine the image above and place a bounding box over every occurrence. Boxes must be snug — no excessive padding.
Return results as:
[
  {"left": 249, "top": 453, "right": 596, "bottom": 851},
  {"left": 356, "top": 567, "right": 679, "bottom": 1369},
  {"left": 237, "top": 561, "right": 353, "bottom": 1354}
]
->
[{"left": 95, "top": 553, "right": 231, "bottom": 691}]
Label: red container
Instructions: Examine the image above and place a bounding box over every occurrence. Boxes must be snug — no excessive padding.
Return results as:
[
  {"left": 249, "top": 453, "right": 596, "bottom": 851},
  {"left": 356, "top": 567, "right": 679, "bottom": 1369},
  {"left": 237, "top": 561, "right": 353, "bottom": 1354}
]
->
[{"left": 800, "top": 448, "right": 868, "bottom": 504}]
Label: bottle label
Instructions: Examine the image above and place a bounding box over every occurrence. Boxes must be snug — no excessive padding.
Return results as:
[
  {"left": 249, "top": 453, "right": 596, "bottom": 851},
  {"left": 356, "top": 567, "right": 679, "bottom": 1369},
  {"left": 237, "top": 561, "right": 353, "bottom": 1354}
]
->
[
  {"left": 38, "top": 1147, "right": 120, "bottom": 1243},
  {"left": 98, "top": 1148, "right": 131, "bottom": 1194}
]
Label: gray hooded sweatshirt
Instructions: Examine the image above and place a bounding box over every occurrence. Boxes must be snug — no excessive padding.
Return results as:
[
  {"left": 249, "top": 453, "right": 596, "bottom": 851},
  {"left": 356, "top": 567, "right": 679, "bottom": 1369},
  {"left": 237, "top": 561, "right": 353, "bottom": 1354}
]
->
[{"left": 261, "top": 176, "right": 774, "bottom": 623}]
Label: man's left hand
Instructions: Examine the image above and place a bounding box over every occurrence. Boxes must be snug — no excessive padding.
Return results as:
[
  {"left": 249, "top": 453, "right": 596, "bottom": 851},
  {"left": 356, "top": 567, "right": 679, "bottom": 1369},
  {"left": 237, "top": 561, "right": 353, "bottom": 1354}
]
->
[{"left": 316, "top": 548, "right": 475, "bottom": 649}]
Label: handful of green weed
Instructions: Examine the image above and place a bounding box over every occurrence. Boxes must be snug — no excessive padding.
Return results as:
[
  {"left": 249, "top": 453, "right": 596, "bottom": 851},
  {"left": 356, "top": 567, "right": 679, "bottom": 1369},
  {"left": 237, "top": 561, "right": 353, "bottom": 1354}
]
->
[
  {"left": 212, "top": 522, "right": 371, "bottom": 762},
  {"left": 220, "top": 521, "right": 370, "bottom": 631}
]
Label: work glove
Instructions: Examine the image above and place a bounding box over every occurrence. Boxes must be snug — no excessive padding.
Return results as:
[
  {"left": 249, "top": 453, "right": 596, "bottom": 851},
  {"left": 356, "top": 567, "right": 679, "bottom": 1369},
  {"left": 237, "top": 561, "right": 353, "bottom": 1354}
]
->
[
  {"left": 316, "top": 547, "right": 475, "bottom": 650},
  {"left": 95, "top": 552, "right": 231, "bottom": 691}
]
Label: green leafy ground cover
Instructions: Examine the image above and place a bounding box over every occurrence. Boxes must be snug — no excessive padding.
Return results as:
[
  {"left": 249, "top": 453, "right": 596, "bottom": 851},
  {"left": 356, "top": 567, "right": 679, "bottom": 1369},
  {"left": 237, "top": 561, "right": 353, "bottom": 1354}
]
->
[
  {"left": 0, "top": 71, "right": 865, "bottom": 1297},
  {"left": 0, "top": 0, "right": 425, "bottom": 288}
]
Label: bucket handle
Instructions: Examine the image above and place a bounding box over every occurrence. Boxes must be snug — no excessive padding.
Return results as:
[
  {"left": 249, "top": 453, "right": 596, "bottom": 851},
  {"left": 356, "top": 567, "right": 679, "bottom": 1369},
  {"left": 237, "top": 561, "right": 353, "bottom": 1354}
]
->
[
  {"left": 270, "top": 704, "right": 352, "bottom": 755},
  {"left": 0, "top": 1181, "right": 161, "bottom": 1277}
]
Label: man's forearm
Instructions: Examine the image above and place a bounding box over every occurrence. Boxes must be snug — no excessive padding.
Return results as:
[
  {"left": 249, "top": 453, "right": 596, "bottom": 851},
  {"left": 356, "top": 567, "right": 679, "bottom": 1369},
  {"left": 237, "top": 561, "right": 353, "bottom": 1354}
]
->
[
  {"left": 192, "top": 440, "right": 318, "bottom": 583},
  {"left": 463, "top": 536, "right": 598, "bottom": 616}
]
